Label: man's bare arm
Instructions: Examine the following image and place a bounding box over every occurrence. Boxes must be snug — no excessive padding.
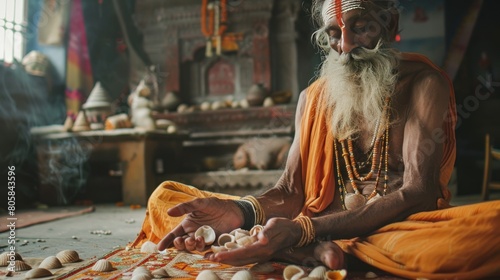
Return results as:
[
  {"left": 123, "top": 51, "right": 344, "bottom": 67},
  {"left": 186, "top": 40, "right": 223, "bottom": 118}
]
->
[{"left": 251, "top": 90, "right": 309, "bottom": 220}]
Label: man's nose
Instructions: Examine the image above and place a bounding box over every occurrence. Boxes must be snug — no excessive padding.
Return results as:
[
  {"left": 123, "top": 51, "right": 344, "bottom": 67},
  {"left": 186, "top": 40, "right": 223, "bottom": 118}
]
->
[{"left": 340, "top": 28, "right": 358, "bottom": 54}]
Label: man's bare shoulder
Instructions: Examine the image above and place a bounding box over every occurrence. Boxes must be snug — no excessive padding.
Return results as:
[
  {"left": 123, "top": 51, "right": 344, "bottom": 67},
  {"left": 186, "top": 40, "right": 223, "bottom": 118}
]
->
[
  {"left": 398, "top": 56, "right": 450, "bottom": 96},
  {"left": 398, "top": 55, "right": 446, "bottom": 82},
  {"left": 398, "top": 56, "right": 444, "bottom": 80}
]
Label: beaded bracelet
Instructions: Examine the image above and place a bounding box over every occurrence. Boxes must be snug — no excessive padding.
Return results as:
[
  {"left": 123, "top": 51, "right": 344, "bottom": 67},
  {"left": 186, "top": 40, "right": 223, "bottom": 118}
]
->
[
  {"left": 294, "top": 215, "right": 316, "bottom": 247},
  {"left": 233, "top": 200, "right": 255, "bottom": 230},
  {"left": 241, "top": 196, "right": 266, "bottom": 226}
]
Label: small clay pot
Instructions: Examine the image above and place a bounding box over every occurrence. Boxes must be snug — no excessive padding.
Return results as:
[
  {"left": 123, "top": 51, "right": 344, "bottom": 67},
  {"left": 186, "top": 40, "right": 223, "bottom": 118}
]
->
[{"left": 246, "top": 84, "right": 268, "bottom": 107}]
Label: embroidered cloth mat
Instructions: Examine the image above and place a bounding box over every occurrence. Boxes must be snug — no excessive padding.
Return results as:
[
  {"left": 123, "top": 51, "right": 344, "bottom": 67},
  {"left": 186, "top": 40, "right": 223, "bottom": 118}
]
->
[
  {"left": 0, "top": 248, "right": 288, "bottom": 280},
  {"left": 0, "top": 248, "right": 402, "bottom": 279}
]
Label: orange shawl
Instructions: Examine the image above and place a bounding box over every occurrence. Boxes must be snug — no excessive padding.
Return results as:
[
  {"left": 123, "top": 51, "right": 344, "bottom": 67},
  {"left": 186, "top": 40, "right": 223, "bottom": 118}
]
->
[{"left": 300, "top": 53, "right": 457, "bottom": 216}]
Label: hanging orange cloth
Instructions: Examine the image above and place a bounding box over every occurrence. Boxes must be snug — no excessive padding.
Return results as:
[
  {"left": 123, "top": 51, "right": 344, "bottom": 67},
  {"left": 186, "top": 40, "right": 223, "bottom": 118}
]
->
[{"left": 300, "top": 52, "right": 457, "bottom": 216}]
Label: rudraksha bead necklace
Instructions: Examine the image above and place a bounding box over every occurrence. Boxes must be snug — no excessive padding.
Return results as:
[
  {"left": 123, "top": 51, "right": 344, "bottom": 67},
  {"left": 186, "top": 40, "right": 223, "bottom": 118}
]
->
[{"left": 334, "top": 97, "right": 391, "bottom": 210}]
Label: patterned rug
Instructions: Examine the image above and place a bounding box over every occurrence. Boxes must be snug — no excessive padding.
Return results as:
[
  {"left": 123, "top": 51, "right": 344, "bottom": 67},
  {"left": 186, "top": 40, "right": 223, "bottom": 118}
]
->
[
  {"left": 1, "top": 248, "right": 288, "bottom": 280},
  {"left": 60, "top": 248, "right": 288, "bottom": 280},
  {"left": 1, "top": 248, "right": 403, "bottom": 279}
]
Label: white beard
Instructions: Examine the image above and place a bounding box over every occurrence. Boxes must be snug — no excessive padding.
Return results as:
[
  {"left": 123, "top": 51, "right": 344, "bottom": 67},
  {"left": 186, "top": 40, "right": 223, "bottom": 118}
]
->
[{"left": 319, "top": 41, "right": 399, "bottom": 140}]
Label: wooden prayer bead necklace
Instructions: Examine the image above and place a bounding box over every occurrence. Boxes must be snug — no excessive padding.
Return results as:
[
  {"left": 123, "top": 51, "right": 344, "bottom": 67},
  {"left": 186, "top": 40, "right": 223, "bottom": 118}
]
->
[
  {"left": 355, "top": 117, "right": 381, "bottom": 169},
  {"left": 334, "top": 97, "right": 391, "bottom": 210}
]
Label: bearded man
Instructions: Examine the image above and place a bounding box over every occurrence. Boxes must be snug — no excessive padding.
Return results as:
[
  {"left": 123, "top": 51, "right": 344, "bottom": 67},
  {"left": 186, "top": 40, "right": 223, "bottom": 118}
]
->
[{"left": 132, "top": 0, "right": 500, "bottom": 278}]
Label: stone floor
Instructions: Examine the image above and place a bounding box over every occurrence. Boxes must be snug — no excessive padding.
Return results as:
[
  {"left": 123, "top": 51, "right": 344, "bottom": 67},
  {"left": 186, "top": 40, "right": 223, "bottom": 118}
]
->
[
  {"left": 3, "top": 193, "right": 499, "bottom": 262},
  {"left": 2, "top": 205, "right": 146, "bottom": 260}
]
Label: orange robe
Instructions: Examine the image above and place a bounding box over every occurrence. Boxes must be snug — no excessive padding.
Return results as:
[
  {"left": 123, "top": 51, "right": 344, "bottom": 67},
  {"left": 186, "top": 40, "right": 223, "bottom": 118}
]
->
[
  {"left": 300, "top": 53, "right": 500, "bottom": 279},
  {"left": 133, "top": 53, "right": 500, "bottom": 279}
]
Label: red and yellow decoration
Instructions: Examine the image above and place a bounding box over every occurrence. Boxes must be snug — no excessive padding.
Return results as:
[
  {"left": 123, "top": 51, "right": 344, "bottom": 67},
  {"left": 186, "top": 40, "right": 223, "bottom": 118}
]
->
[{"left": 201, "top": 0, "right": 227, "bottom": 56}]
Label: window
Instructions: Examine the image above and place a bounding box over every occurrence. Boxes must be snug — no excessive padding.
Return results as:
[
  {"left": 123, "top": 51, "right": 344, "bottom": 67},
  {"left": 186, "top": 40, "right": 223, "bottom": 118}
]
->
[{"left": 0, "top": 0, "right": 26, "bottom": 63}]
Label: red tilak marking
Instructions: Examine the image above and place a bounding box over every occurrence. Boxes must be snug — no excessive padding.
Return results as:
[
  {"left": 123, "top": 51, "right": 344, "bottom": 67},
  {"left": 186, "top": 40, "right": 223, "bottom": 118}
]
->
[{"left": 335, "top": 0, "right": 344, "bottom": 28}]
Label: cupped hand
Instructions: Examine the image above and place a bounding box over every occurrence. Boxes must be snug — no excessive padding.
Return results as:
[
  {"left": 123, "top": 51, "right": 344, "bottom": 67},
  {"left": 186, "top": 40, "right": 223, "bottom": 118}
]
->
[
  {"left": 207, "top": 217, "right": 302, "bottom": 266},
  {"left": 157, "top": 197, "right": 244, "bottom": 251}
]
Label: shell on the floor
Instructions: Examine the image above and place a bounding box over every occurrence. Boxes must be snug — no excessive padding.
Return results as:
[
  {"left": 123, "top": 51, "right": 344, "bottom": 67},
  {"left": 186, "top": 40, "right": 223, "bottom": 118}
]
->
[
  {"left": 194, "top": 225, "right": 216, "bottom": 245},
  {"left": 152, "top": 267, "right": 169, "bottom": 277},
  {"left": 283, "top": 264, "right": 305, "bottom": 280},
  {"left": 140, "top": 241, "right": 158, "bottom": 253},
  {"left": 24, "top": 267, "right": 53, "bottom": 279},
  {"left": 56, "top": 249, "right": 81, "bottom": 263},
  {"left": 196, "top": 269, "right": 220, "bottom": 280},
  {"left": 12, "top": 260, "right": 32, "bottom": 271},
  {"left": 131, "top": 274, "right": 152, "bottom": 280},
  {"left": 132, "top": 266, "right": 153, "bottom": 278},
  {"left": 38, "top": 256, "right": 63, "bottom": 269},
  {"left": 0, "top": 252, "right": 22, "bottom": 266},
  {"left": 91, "top": 259, "right": 114, "bottom": 272},
  {"left": 231, "top": 270, "right": 255, "bottom": 280},
  {"left": 325, "top": 269, "right": 347, "bottom": 280}
]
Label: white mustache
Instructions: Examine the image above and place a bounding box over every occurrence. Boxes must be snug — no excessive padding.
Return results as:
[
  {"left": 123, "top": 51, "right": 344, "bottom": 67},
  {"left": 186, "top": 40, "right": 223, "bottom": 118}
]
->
[{"left": 338, "top": 39, "right": 383, "bottom": 65}]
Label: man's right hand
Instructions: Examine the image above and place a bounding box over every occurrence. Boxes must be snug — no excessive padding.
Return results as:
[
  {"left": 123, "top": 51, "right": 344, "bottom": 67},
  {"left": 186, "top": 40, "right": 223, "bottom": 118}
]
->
[{"left": 157, "top": 197, "right": 244, "bottom": 251}]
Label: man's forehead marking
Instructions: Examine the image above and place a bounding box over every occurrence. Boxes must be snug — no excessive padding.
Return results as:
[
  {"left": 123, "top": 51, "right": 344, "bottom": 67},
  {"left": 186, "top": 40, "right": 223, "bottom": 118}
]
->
[{"left": 323, "top": 0, "right": 366, "bottom": 24}]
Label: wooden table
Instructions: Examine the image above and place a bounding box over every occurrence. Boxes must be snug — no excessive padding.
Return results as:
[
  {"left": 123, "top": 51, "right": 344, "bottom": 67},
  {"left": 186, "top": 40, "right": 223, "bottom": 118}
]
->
[{"left": 32, "top": 128, "right": 187, "bottom": 205}]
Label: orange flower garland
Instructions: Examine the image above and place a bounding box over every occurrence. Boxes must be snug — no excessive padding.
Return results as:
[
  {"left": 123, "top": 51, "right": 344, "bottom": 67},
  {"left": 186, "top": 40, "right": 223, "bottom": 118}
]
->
[
  {"left": 219, "top": 0, "right": 227, "bottom": 35},
  {"left": 201, "top": 0, "right": 214, "bottom": 37},
  {"left": 201, "top": 0, "right": 227, "bottom": 56}
]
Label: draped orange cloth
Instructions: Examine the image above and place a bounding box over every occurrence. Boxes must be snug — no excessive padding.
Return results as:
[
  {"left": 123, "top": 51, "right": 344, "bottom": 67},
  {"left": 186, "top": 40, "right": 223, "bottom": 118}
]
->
[
  {"left": 335, "top": 201, "right": 500, "bottom": 279},
  {"left": 130, "top": 181, "right": 237, "bottom": 248},
  {"left": 300, "top": 53, "right": 457, "bottom": 216}
]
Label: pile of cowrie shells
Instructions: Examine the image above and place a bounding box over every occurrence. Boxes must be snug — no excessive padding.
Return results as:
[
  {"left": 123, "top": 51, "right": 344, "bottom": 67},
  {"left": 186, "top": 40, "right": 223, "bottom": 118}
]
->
[
  {"left": 196, "top": 224, "right": 264, "bottom": 253},
  {"left": 0, "top": 249, "right": 83, "bottom": 279},
  {"left": 196, "top": 269, "right": 256, "bottom": 280},
  {"left": 283, "top": 265, "right": 347, "bottom": 280}
]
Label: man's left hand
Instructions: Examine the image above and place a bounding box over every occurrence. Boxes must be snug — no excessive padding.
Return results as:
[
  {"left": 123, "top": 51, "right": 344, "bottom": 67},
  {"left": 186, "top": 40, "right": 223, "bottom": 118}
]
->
[{"left": 206, "top": 217, "right": 302, "bottom": 265}]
